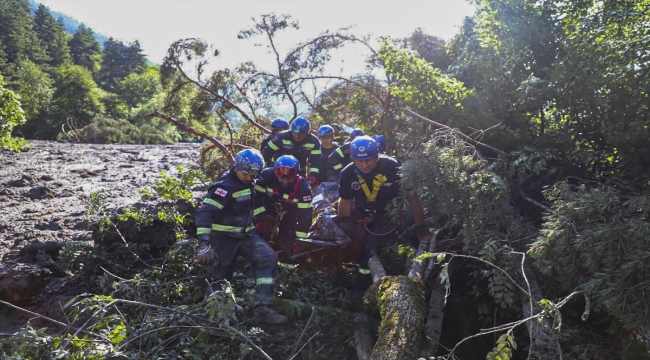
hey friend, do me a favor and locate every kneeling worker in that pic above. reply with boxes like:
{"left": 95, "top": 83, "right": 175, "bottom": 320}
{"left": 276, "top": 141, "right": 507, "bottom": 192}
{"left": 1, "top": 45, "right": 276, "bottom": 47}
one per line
{"left": 254, "top": 155, "right": 313, "bottom": 268}
{"left": 337, "top": 136, "right": 432, "bottom": 295}
{"left": 195, "top": 149, "right": 288, "bottom": 324}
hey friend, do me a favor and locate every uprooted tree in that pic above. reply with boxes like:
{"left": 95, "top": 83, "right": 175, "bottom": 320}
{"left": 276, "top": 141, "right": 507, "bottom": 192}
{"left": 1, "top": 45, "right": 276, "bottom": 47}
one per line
{"left": 4, "top": 1, "right": 650, "bottom": 359}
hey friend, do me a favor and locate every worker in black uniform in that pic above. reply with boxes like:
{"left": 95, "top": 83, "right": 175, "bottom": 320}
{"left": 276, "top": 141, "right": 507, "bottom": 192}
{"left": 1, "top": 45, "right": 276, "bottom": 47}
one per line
{"left": 326, "top": 128, "right": 364, "bottom": 181}
{"left": 331, "top": 123, "right": 348, "bottom": 144}
{"left": 195, "top": 148, "right": 288, "bottom": 324}
{"left": 337, "top": 136, "right": 432, "bottom": 295}
{"left": 317, "top": 125, "right": 340, "bottom": 182}
{"left": 259, "top": 118, "right": 290, "bottom": 152}
{"left": 261, "top": 117, "right": 322, "bottom": 187}
{"left": 254, "top": 155, "right": 313, "bottom": 268}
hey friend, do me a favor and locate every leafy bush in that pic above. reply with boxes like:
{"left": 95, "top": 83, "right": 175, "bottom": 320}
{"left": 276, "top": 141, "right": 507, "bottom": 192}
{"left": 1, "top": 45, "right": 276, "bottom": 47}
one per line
{"left": 78, "top": 117, "right": 174, "bottom": 144}
{"left": 0, "top": 75, "right": 28, "bottom": 151}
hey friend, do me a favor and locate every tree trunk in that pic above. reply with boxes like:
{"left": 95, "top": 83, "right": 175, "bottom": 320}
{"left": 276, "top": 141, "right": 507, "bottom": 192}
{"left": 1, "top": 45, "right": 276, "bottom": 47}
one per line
{"left": 371, "top": 276, "right": 425, "bottom": 360}
{"left": 519, "top": 263, "right": 561, "bottom": 358}
{"left": 419, "top": 264, "right": 454, "bottom": 358}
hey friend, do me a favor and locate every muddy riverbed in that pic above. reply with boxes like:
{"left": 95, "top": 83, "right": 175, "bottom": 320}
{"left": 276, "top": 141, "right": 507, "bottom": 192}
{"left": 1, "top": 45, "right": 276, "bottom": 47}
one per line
{"left": 0, "top": 140, "right": 202, "bottom": 334}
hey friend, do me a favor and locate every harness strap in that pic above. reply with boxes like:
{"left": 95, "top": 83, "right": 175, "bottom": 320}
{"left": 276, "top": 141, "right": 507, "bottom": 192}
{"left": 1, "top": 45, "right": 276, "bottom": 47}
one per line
{"left": 356, "top": 173, "right": 388, "bottom": 204}
{"left": 272, "top": 176, "right": 303, "bottom": 205}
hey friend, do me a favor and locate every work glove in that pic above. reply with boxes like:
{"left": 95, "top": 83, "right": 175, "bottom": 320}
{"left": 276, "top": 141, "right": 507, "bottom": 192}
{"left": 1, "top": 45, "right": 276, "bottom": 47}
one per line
{"left": 307, "top": 175, "right": 319, "bottom": 186}
{"left": 197, "top": 240, "right": 217, "bottom": 265}
{"left": 255, "top": 217, "right": 276, "bottom": 239}
{"left": 415, "top": 224, "right": 432, "bottom": 242}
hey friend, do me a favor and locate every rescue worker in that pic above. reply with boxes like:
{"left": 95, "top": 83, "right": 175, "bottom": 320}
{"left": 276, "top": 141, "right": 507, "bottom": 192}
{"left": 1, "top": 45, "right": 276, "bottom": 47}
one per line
{"left": 254, "top": 155, "right": 313, "bottom": 268}
{"left": 337, "top": 136, "right": 432, "bottom": 295}
{"left": 261, "top": 117, "right": 322, "bottom": 187}
{"left": 373, "top": 135, "right": 387, "bottom": 153}
{"left": 260, "top": 118, "right": 290, "bottom": 152}
{"left": 317, "top": 125, "right": 340, "bottom": 182}
{"left": 195, "top": 149, "right": 289, "bottom": 324}
{"left": 331, "top": 123, "right": 348, "bottom": 144}
{"left": 326, "top": 128, "right": 364, "bottom": 181}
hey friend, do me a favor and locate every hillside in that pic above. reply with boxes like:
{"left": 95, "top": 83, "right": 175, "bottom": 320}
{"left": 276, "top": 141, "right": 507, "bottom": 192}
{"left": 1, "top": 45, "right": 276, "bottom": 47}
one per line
{"left": 28, "top": 0, "right": 109, "bottom": 46}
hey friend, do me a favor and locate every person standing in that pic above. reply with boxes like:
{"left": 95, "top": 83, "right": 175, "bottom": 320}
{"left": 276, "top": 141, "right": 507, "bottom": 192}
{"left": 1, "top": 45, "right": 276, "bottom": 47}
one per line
{"left": 336, "top": 136, "right": 432, "bottom": 295}
{"left": 261, "top": 117, "right": 322, "bottom": 187}
{"left": 195, "top": 149, "right": 289, "bottom": 324}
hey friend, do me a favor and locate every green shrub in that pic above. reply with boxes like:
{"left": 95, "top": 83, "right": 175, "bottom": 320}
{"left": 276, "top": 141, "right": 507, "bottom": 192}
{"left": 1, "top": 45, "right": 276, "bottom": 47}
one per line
{"left": 78, "top": 117, "right": 174, "bottom": 144}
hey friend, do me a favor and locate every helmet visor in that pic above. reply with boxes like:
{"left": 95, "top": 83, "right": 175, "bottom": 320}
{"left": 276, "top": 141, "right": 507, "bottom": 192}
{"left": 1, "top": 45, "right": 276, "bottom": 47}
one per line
{"left": 274, "top": 166, "right": 298, "bottom": 178}
{"left": 239, "top": 165, "right": 261, "bottom": 176}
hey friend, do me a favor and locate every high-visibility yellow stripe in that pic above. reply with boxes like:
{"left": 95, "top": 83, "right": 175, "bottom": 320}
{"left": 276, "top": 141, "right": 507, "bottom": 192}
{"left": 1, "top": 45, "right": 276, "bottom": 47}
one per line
{"left": 310, "top": 168, "right": 319, "bottom": 173}
{"left": 295, "top": 231, "right": 308, "bottom": 238}
{"left": 203, "top": 198, "right": 224, "bottom": 209}
{"left": 268, "top": 142, "right": 279, "bottom": 150}
{"left": 254, "top": 184, "right": 266, "bottom": 193}
{"left": 333, "top": 164, "right": 342, "bottom": 170}
{"left": 232, "top": 189, "right": 251, "bottom": 198}
{"left": 256, "top": 277, "right": 275, "bottom": 285}
{"left": 279, "top": 263, "right": 298, "bottom": 269}
{"left": 311, "top": 150, "right": 321, "bottom": 155}
{"left": 212, "top": 224, "right": 255, "bottom": 232}
{"left": 254, "top": 206, "right": 265, "bottom": 216}
{"left": 303, "top": 143, "right": 315, "bottom": 149}
{"left": 197, "top": 227, "right": 212, "bottom": 235}
{"left": 282, "top": 140, "right": 292, "bottom": 145}
{"left": 297, "top": 202, "right": 312, "bottom": 209}
{"left": 358, "top": 268, "right": 371, "bottom": 275}
{"left": 335, "top": 148, "right": 344, "bottom": 157}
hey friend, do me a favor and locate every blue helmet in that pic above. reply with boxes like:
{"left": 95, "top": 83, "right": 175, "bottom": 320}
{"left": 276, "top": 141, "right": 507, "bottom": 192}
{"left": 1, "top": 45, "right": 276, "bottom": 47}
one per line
{"left": 234, "top": 149, "right": 264, "bottom": 175}
{"left": 373, "top": 135, "right": 387, "bottom": 152}
{"left": 274, "top": 155, "right": 300, "bottom": 178}
{"left": 350, "top": 128, "right": 364, "bottom": 139}
{"left": 350, "top": 136, "right": 379, "bottom": 161}
{"left": 271, "top": 118, "right": 289, "bottom": 130}
{"left": 290, "top": 117, "right": 311, "bottom": 134}
{"left": 317, "top": 125, "right": 335, "bottom": 138}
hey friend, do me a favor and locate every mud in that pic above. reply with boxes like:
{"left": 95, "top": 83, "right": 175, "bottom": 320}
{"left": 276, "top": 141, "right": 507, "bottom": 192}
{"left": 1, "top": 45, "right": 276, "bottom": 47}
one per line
{"left": 0, "top": 140, "right": 201, "bottom": 334}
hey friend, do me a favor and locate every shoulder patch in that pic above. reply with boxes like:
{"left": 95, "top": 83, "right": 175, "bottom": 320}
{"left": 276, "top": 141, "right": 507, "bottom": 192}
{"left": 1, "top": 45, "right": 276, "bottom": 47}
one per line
{"left": 215, "top": 188, "right": 228, "bottom": 197}
{"left": 351, "top": 182, "right": 360, "bottom": 190}
{"left": 302, "top": 195, "right": 312, "bottom": 201}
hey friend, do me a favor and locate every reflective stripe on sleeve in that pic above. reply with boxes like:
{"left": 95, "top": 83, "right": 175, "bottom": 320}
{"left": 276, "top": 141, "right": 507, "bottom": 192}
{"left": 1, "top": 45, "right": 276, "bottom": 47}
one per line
{"left": 256, "top": 277, "right": 275, "bottom": 285}
{"left": 254, "top": 184, "right": 266, "bottom": 193}
{"left": 197, "top": 227, "right": 212, "bottom": 235}
{"left": 311, "top": 149, "right": 321, "bottom": 155}
{"left": 232, "top": 189, "right": 251, "bottom": 198}
{"left": 203, "top": 198, "right": 224, "bottom": 209}
{"left": 297, "top": 202, "right": 312, "bottom": 209}
{"left": 254, "top": 206, "right": 265, "bottom": 216}
{"left": 333, "top": 164, "right": 343, "bottom": 170}
{"left": 295, "top": 231, "right": 308, "bottom": 238}
{"left": 268, "top": 142, "right": 279, "bottom": 150}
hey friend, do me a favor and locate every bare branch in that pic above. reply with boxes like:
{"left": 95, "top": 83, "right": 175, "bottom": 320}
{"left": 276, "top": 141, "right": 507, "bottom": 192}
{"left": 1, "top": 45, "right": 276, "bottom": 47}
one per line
{"left": 146, "top": 110, "right": 235, "bottom": 164}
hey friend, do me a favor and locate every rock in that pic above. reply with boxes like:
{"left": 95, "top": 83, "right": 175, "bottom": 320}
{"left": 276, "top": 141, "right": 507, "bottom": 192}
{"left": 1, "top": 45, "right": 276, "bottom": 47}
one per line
{"left": 0, "top": 263, "right": 51, "bottom": 305}
{"left": 40, "top": 174, "right": 54, "bottom": 181}
{"left": 8, "top": 174, "right": 37, "bottom": 188}
{"left": 26, "top": 186, "right": 54, "bottom": 200}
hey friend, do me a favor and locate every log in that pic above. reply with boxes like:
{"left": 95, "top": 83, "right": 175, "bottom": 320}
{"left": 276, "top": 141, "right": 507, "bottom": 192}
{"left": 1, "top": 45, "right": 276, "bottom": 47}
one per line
{"left": 371, "top": 276, "right": 425, "bottom": 360}
{"left": 354, "top": 314, "right": 374, "bottom": 360}
{"left": 420, "top": 263, "right": 455, "bottom": 358}
{"left": 519, "top": 263, "right": 561, "bottom": 358}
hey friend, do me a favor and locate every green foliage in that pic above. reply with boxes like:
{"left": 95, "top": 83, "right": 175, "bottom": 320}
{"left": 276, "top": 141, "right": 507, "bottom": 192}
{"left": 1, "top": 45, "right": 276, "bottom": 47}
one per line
{"left": 119, "top": 65, "right": 162, "bottom": 108}
{"left": 50, "top": 63, "right": 104, "bottom": 136}
{"left": 487, "top": 333, "right": 516, "bottom": 360}
{"left": 0, "top": 74, "right": 28, "bottom": 151}
{"left": 33, "top": 4, "right": 71, "bottom": 70}
{"left": 15, "top": 60, "right": 53, "bottom": 135}
{"left": 96, "top": 38, "right": 146, "bottom": 92}
{"left": 78, "top": 117, "right": 174, "bottom": 144}
{"left": 141, "top": 165, "right": 207, "bottom": 202}
{"left": 530, "top": 182, "right": 650, "bottom": 331}
{"left": 58, "top": 241, "right": 94, "bottom": 272}
{"left": 68, "top": 24, "right": 101, "bottom": 73}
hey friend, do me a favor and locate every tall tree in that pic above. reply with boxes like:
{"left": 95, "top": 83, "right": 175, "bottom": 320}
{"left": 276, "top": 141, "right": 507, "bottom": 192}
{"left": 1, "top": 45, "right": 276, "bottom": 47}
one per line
{"left": 14, "top": 60, "right": 54, "bottom": 138}
{"left": 49, "top": 63, "right": 104, "bottom": 138}
{"left": 0, "top": 0, "right": 48, "bottom": 83}
{"left": 96, "top": 38, "right": 146, "bottom": 92}
{"left": 33, "top": 4, "right": 72, "bottom": 70}
{"left": 119, "top": 65, "right": 162, "bottom": 108}
{"left": 68, "top": 24, "right": 101, "bottom": 74}
{"left": 406, "top": 28, "right": 451, "bottom": 70}
{"left": 0, "top": 75, "right": 27, "bottom": 150}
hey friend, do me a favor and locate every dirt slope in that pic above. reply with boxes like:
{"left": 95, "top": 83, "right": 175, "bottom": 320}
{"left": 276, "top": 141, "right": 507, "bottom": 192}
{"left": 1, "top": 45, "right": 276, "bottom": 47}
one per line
{"left": 0, "top": 140, "right": 201, "bottom": 334}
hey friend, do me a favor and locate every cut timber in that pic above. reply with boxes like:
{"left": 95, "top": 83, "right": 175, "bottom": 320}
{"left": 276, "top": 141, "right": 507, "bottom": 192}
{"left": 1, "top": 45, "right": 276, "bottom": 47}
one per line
{"left": 420, "top": 263, "right": 454, "bottom": 358}
{"left": 371, "top": 276, "right": 425, "bottom": 360}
